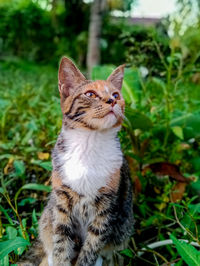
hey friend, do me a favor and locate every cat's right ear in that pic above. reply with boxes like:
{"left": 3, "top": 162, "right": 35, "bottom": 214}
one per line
{"left": 58, "top": 57, "right": 87, "bottom": 98}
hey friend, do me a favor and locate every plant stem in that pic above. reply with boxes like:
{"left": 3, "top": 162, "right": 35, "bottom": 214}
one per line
{"left": 3, "top": 193, "right": 27, "bottom": 240}
{"left": 172, "top": 201, "right": 200, "bottom": 245}
{"left": 138, "top": 248, "right": 169, "bottom": 264}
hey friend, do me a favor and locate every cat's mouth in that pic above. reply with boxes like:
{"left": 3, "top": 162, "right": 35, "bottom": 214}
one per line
{"left": 108, "top": 110, "right": 115, "bottom": 115}
{"left": 104, "top": 110, "right": 116, "bottom": 118}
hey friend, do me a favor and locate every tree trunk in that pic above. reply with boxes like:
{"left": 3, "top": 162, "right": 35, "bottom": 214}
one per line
{"left": 86, "top": 0, "right": 105, "bottom": 78}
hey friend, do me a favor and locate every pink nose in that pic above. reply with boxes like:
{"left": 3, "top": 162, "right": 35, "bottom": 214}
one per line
{"left": 106, "top": 98, "right": 116, "bottom": 107}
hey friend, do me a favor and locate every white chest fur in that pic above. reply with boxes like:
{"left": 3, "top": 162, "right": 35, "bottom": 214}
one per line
{"left": 57, "top": 128, "right": 123, "bottom": 197}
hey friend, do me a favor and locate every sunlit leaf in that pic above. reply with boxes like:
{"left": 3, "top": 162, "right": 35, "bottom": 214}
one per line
{"left": 21, "top": 183, "right": 51, "bottom": 193}
{"left": 37, "top": 152, "right": 50, "bottom": 160}
{"left": 6, "top": 226, "right": 17, "bottom": 240}
{"left": 171, "top": 126, "right": 184, "bottom": 140}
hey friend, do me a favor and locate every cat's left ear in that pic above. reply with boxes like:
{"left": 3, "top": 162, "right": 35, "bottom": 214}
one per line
{"left": 58, "top": 57, "right": 87, "bottom": 98}
{"left": 107, "top": 64, "right": 125, "bottom": 90}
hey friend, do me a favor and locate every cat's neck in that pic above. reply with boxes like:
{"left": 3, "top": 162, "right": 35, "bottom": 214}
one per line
{"left": 52, "top": 127, "right": 123, "bottom": 197}
{"left": 62, "top": 126, "right": 120, "bottom": 145}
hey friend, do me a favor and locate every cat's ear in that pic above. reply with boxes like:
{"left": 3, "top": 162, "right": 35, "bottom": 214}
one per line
{"left": 58, "top": 57, "right": 87, "bottom": 98}
{"left": 107, "top": 64, "right": 125, "bottom": 91}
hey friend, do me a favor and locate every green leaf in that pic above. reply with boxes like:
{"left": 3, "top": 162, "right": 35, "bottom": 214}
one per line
{"left": 146, "top": 77, "right": 166, "bottom": 97}
{"left": 171, "top": 126, "right": 184, "bottom": 140}
{"left": 91, "top": 65, "right": 114, "bottom": 80}
{"left": 39, "top": 161, "right": 52, "bottom": 171}
{"left": 15, "top": 245, "right": 26, "bottom": 256}
{"left": 13, "top": 160, "right": 25, "bottom": 177}
{"left": 32, "top": 209, "right": 38, "bottom": 227}
{"left": 171, "top": 113, "right": 200, "bottom": 139}
{"left": 190, "top": 158, "right": 200, "bottom": 172}
{"left": 0, "top": 99, "right": 10, "bottom": 109}
{"left": 120, "top": 248, "right": 134, "bottom": 258}
{"left": 170, "top": 235, "right": 200, "bottom": 266}
{"left": 21, "top": 129, "right": 33, "bottom": 145}
{"left": 0, "top": 254, "right": 9, "bottom": 266}
{"left": 32, "top": 160, "right": 52, "bottom": 171}
{"left": 21, "top": 183, "right": 51, "bottom": 193}
{"left": 18, "top": 197, "right": 36, "bottom": 206}
{"left": 0, "top": 237, "right": 30, "bottom": 259}
{"left": 0, "top": 205, "right": 14, "bottom": 225}
{"left": 122, "top": 68, "right": 140, "bottom": 104}
{"left": 6, "top": 227, "right": 17, "bottom": 240}
{"left": 191, "top": 179, "right": 200, "bottom": 192}
{"left": 0, "top": 154, "right": 13, "bottom": 160}
{"left": 124, "top": 106, "right": 153, "bottom": 131}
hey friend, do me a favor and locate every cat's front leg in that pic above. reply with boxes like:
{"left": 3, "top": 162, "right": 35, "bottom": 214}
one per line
{"left": 52, "top": 222, "right": 75, "bottom": 266}
{"left": 75, "top": 218, "right": 110, "bottom": 266}
{"left": 51, "top": 188, "right": 77, "bottom": 266}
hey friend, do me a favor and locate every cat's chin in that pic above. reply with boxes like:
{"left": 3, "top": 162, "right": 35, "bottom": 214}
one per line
{"left": 89, "top": 114, "right": 120, "bottom": 130}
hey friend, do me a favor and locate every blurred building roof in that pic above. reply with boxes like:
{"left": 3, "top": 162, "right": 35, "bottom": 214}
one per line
{"left": 111, "top": 16, "right": 162, "bottom": 27}
{"left": 128, "top": 17, "right": 161, "bottom": 26}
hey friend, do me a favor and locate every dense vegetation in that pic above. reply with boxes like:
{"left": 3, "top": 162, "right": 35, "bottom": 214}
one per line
{"left": 0, "top": 0, "right": 200, "bottom": 265}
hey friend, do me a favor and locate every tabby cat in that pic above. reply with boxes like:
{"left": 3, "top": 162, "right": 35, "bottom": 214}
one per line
{"left": 19, "top": 57, "right": 134, "bottom": 266}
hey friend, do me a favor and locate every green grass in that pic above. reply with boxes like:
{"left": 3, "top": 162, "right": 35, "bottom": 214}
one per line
{"left": 0, "top": 58, "right": 200, "bottom": 265}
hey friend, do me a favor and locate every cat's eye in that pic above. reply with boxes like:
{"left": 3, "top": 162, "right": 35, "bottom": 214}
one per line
{"left": 112, "top": 92, "right": 120, "bottom": 100}
{"left": 85, "top": 91, "right": 97, "bottom": 98}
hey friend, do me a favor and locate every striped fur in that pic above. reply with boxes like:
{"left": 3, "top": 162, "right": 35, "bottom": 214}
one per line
{"left": 18, "top": 57, "right": 134, "bottom": 266}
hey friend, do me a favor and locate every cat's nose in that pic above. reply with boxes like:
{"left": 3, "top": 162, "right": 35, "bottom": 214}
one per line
{"left": 106, "top": 98, "right": 116, "bottom": 107}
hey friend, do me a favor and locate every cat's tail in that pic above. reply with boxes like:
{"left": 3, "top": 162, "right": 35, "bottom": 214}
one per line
{"left": 17, "top": 239, "right": 46, "bottom": 266}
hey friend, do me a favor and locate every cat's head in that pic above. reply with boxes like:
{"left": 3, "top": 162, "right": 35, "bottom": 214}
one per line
{"left": 58, "top": 57, "right": 125, "bottom": 131}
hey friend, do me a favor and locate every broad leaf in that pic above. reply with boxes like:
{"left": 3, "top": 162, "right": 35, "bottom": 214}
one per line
{"left": 171, "top": 113, "right": 200, "bottom": 139}
{"left": 92, "top": 65, "right": 114, "bottom": 80}
{"left": 170, "top": 235, "right": 200, "bottom": 266}
{"left": 122, "top": 68, "right": 140, "bottom": 104}
{"left": 0, "top": 254, "right": 9, "bottom": 266}
{"left": 0, "top": 237, "right": 30, "bottom": 259}
{"left": 125, "top": 106, "right": 153, "bottom": 131}
{"left": 6, "top": 227, "right": 17, "bottom": 240}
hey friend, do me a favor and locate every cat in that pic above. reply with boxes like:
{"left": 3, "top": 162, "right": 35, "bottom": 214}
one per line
{"left": 19, "top": 57, "right": 134, "bottom": 266}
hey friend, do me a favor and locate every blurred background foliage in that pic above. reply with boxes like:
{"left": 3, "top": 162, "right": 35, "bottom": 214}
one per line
{"left": 0, "top": 0, "right": 200, "bottom": 265}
